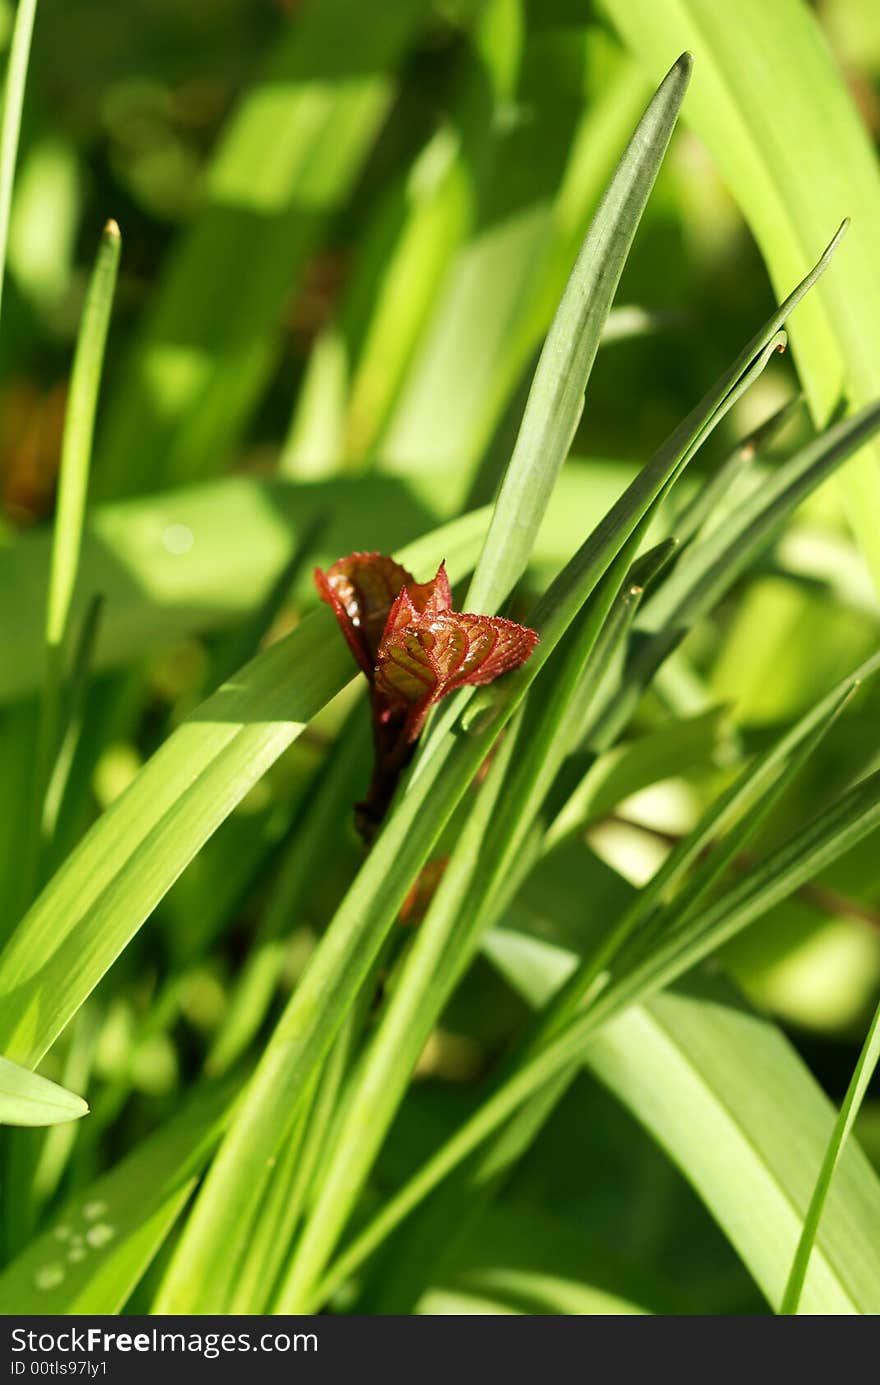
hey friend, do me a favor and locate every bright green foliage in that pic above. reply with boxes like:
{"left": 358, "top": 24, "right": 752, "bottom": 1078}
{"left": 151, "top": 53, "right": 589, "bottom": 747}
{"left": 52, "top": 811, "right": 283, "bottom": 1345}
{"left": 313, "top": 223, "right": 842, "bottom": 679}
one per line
{"left": 1, "top": 0, "right": 880, "bottom": 1321}
{"left": 0, "top": 1057, "right": 88, "bottom": 1129}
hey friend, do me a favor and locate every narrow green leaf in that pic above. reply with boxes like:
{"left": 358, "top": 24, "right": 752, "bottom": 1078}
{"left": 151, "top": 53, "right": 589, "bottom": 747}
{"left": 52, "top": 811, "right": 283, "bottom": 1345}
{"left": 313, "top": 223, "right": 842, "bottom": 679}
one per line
{"left": 550, "top": 676, "right": 860, "bottom": 1027}
{"left": 273, "top": 715, "right": 523, "bottom": 1310}
{"left": 780, "top": 991, "right": 880, "bottom": 1313}
{"left": 649, "top": 400, "right": 880, "bottom": 636}
{"left": 466, "top": 51, "right": 692, "bottom": 614}
{"left": 0, "top": 1081, "right": 235, "bottom": 1312}
{"left": 491, "top": 932, "right": 880, "bottom": 1316}
{"left": 27, "top": 222, "right": 121, "bottom": 895}
{"left": 0, "top": 0, "right": 38, "bottom": 324}
{"left": 591, "top": 398, "right": 880, "bottom": 749}
{"left": 671, "top": 394, "right": 803, "bottom": 548}
{"left": 546, "top": 704, "right": 733, "bottom": 848}
{"left": 314, "top": 760, "right": 880, "bottom": 1304}
{"left": 41, "top": 594, "right": 104, "bottom": 849}
{"left": 601, "top": 0, "right": 880, "bottom": 591}
{"left": 319, "top": 671, "right": 862, "bottom": 1303}
{"left": 45, "top": 221, "right": 120, "bottom": 655}
{"left": 0, "top": 1055, "right": 88, "bottom": 1128}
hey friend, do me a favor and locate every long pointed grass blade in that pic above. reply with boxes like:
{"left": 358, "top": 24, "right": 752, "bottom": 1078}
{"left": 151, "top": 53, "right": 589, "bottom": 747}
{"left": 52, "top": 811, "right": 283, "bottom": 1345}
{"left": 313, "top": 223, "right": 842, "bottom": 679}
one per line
{"left": 313, "top": 760, "right": 880, "bottom": 1305}
{"left": 601, "top": 0, "right": 880, "bottom": 592}
{"left": 0, "top": 0, "right": 38, "bottom": 323}
{"left": 0, "top": 1056, "right": 88, "bottom": 1128}
{"left": 780, "top": 992, "right": 880, "bottom": 1313}
{"left": 27, "top": 221, "right": 120, "bottom": 896}
{"left": 591, "top": 397, "right": 880, "bottom": 748}
{"left": 466, "top": 52, "right": 692, "bottom": 615}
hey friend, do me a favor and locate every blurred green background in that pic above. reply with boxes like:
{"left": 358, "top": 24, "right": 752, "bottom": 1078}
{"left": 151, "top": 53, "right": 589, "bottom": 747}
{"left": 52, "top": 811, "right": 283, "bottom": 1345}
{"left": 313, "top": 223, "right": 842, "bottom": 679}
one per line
{"left": 1, "top": 0, "right": 880, "bottom": 1315}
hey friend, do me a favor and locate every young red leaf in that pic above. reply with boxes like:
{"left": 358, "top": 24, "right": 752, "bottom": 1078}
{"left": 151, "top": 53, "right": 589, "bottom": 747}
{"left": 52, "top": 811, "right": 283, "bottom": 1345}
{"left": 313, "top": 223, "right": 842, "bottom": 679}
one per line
{"left": 316, "top": 550, "right": 536, "bottom": 841}
{"left": 382, "top": 561, "right": 452, "bottom": 640}
{"left": 314, "top": 555, "right": 452, "bottom": 677}
{"left": 375, "top": 611, "right": 538, "bottom": 742}
{"left": 314, "top": 552, "right": 415, "bottom": 675}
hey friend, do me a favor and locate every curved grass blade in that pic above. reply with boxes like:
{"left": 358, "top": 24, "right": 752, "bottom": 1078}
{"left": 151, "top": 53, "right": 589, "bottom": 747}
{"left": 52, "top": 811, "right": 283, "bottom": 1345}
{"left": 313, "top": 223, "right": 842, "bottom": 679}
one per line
{"left": 312, "top": 761, "right": 880, "bottom": 1306}
{"left": 488, "top": 936, "right": 880, "bottom": 1315}
{"left": 543, "top": 674, "right": 862, "bottom": 1034}
{"left": 0, "top": 1081, "right": 235, "bottom": 1312}
{"left": 0, "top": 1056, "right": 88, "bottom": 1128}
{"left": 41, "top": 594, "right": 104, "bottom": 852}
{"left": 466, "top": 51, "right": 692, "bottom": 615}
{"left": 591, "top": 397, "right": 880, "bottom": 749}
{"left": 601, "top": 0, "right": 880, "bottom": 592}
{"left": 0, "top": 0, "right": 38, "bottom": 323}
{"left": 44, "top": 221, "right": 121, "bottom": 658}
{"left": 671, "top": 393, "right": 803, "bottom": 547}
{"left": 28, "top": 222, "right": 121, "bottom": 894}
{"left": 366, "top": 669, "right": 868, "bottom": 1310}
{"left": 273, "top": 708, "right": 523, "bottom": 1310}
{"left": 780, "top": 992, "right": 880, "bottom": 1314}
{"left": 650, "top": 399, "right": 880, "bottom": 634}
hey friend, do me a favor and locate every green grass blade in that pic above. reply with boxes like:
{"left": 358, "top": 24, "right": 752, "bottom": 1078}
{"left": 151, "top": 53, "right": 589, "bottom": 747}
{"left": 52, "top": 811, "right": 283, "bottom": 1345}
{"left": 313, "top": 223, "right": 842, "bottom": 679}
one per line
{"left": 0, "top": 0, "right": 38, "bottom": 324}
{"left": 555, "top": 678, "right": 859, "bottom": 1020}
{"left": 780, "top": 991, "right": 880, "bottom": 1313}
{"left": 465, "top": 51, "right": 691, "bottom": 615}
{"left": 545, "top": 704, "right": 732, "bottom": 849}
{"left": 601, "top": 0, "right": 880, "bottom": 592}
{"left": 591, "top": 398, "right": 880, "bottom": 749}
{"left": 0, "top": 1056, "right": 88, "bottom": 1128}
{"left": 44, "top": 221, "right": 120, "bottom": 655}
{"left": 649, "top": 400, "right": 880, "bottom": 634}
{"left": 274, "top": 713, "right": 523, "bottom": 1310}
{"left": 313, "top": 761, "right": 880, "bottom": 1303}
{"left": 41, "top": 594, "right": 104, "bottom": 851}
{"left": 464, "top": 217, "right": 852, "bottom": 736}
{"left": 367, "top": 673, "right": 850, "bottom": 1310}
{"left": 205, "top": 712, "right": 371, "bottom": 1078}
{"left": 495, "top": 934, "right": 880, "bottom": 1315}
{"left": 671, "top": 394, "right": 803, "bottom": 548}
{"left": 596, "top": 769, "right": 880, "bottom": 1024}
{"left": 26, "top": 220, "right": 121, "bottom": 897}
{"left": 0, "top": 1081, "right": 235, "bottom": 1311}
{"left": 492, "top": 938, "right": 880, "bottom": 1314}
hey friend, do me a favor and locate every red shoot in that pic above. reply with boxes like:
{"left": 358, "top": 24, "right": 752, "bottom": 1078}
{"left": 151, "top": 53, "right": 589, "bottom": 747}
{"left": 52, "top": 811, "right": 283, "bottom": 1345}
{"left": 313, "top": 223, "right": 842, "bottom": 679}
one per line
{"left": 315, "top": 551, "right": 538, "bottom": 839}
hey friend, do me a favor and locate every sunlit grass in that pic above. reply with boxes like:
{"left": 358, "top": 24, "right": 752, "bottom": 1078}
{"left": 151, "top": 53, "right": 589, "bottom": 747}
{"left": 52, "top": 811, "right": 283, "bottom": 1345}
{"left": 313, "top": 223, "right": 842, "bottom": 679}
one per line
{"left": 0, "top": 0, "right": 879, "bottom": 1319}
